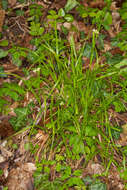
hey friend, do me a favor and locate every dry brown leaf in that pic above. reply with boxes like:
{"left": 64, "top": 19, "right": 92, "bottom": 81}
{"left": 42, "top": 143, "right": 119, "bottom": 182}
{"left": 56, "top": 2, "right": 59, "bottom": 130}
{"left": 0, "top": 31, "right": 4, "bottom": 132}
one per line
{"left": 0, "top": 9, "right": 5, "bottom": 32}
{"left": 89, "top": 0, "right": 106, "bottom": 9}
{"left": 23, "top": 163, "right": 36, "bottom": 173}
{"left": 103, "top": 41, "right": 112, "bottom": 52}
{"left": 90, "top": 163, "right": 104, "bottom": 175}
{"left": 86, "top": 161, "right": 104, "bottom": 175}
{"left": 8, "top": 0, "right": 17, "bottom": 7}
{"left": 6, "top": 164, "right": 35, "bottom": 190}
{"left": 110, "top": 2, "right": 119, "bottom": 11}
{"left": 0, "top": 119, "right": 14, "bottom": 138}
{"left": 122, "top": 123, "right": 127, "bottom": 135}
{"left": 112, "top": 11, "right": 121, "bottom": 33}
{"left": 108, "top": 167, "right": 124, "bottom": 190}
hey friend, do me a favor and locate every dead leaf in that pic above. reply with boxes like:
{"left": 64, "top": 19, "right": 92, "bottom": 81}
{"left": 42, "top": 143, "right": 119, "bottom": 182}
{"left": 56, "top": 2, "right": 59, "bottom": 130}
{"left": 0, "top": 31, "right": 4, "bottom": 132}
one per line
{"left": 0, "top": 119, "right": 14, "bottom": 138}
{"left": 86, "top": 161, "right": 104, "bottom": 175}
{"left": 0, "top": 145, "right": 13, "bottom": 158}
{"left": 8, "top": 0, "right": 17, "bottom": 7}
{"left": 122, "top": 124, "right": 127, "bottom": 135}
{"left": 110, "top": 2, "right": 119, "bottom": 11}
{"left": 89, "top": 0, "right": 106, "bottom": 9}
{"left": 6, "top": 164, "right": 35, "bottom": 190}
{"left": 0, "top": 9, "right": 5, "bottom": 32}
{"left": 90, "top": 163, "right": 104, "bottom": 175}
{"left": 103, "top": 41, "right": 112, "bottom": 52}
{"left": 23, "top": 163, "right": 36, "bottom": 173}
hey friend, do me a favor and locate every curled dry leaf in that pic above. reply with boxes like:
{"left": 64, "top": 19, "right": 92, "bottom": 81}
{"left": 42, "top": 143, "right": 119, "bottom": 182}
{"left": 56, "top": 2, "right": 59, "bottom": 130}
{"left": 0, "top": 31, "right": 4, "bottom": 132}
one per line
{"left": 110, "top": 2, "right": 119, "bottom": 11}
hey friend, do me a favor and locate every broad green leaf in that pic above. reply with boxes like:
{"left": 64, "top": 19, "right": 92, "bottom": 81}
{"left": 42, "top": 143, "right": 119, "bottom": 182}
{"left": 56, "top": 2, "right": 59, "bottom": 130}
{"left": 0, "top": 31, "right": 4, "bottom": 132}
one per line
{"left": 89, "top": 12, "right": 96, "bottom": 17}
{"left": 67, "top": 177, "right": 84, "bottom": 187}
{"left": 90, "top": 182, "right": 107, "bottom": 190}
{"left": 82, "top": 12, "right": 88, "bottom": 18}
{"left": 0, "top": 98, "right": 8, "bottom": 110}
{"left": 64, "top": 14, "right": 74, "bottom": 22}
{"left": 120, "top": 169, "right": 127, "bottom": 180}
{"left": 0, "top": 40, "right": 8, "bottom": 47}
{"left": 85, "top": 126, "right": 97, "bottom": 136}
{"left": 58, "top": 8, "right": 65, "bottom": 17}
{"left": 103, "top": 12, "right": 112, "bottom": 25}
{"left": 0, "top": 49, "right": 8, "bottom": 58}
{"left": 29, "top": 22, "right": 44, "bottom": 36}
{"left": 70, "top": 135, "right": 85, "bottom": 154}
{"left": 48, "top": 10, "right": 57, "bottom": 15}
{"left": 121, "top": 12, "right": 127, "bottom": 20}
{"left": 84, "top": 146, "right": 90, "bottom": 154}
{"left": 73, "top": 170, "right": 82, "bottom": 177}
{"left": 64, "top": 0, "right": 78, "bottom": 13}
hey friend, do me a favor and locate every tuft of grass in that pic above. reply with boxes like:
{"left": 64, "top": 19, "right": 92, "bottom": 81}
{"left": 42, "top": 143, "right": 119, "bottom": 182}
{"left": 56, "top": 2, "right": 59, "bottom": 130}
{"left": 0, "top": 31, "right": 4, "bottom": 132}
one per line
{"left": 1, "top": 1, "right": 127, "bottom": 189}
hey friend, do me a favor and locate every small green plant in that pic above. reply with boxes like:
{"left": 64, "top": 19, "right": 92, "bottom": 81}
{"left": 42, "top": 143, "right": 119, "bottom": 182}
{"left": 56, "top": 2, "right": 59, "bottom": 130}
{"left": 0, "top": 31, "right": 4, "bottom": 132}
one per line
{"left": 0, "top": 49, "right": 8, "bottom": 58}
{"left": 0, "top": 1, "right": 127, "bottom": 188}
{"left": 29, "top": 22, "right": 44, "bottom": 36}
{"left": 76, "top": 1, "right": 112, "bottom": 31}
{"left": 28, "top": 3, "right": 43, "bottom": 23}
{"left": 9, "top": 46, "right": 28, "bottom": 66}
{"left": 9, "top": 102, "right": 34, "bottom": 131}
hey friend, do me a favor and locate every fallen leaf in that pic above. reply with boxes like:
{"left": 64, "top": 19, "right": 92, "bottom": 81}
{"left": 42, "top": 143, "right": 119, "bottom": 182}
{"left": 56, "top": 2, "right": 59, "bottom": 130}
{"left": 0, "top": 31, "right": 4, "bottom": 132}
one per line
{"left": 23, "top": 163, "right": 36, "bottom": 173}
{"left": 6, "top": 164, "right": 35, "bottom": 190}
{"left": 0, "top": 9, "right": 5, "bottom": 32}
{"left": 122, "top": 124, "right": 127, "bottom": 135}
{"left": 89, "top": 0, "right": 106, "bottom": 9}
{"left": 8, "top": 0, "right": 17, "bottom": 7}
{"left": 86, "top": 161, "right": 104, "bottom": 175}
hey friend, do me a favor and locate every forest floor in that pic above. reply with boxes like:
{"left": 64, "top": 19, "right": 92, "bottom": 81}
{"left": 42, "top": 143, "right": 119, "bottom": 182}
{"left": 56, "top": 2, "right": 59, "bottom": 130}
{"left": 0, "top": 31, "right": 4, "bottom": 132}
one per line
{"left": 0, "top": 0, "right": 127, "bottom": 189}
